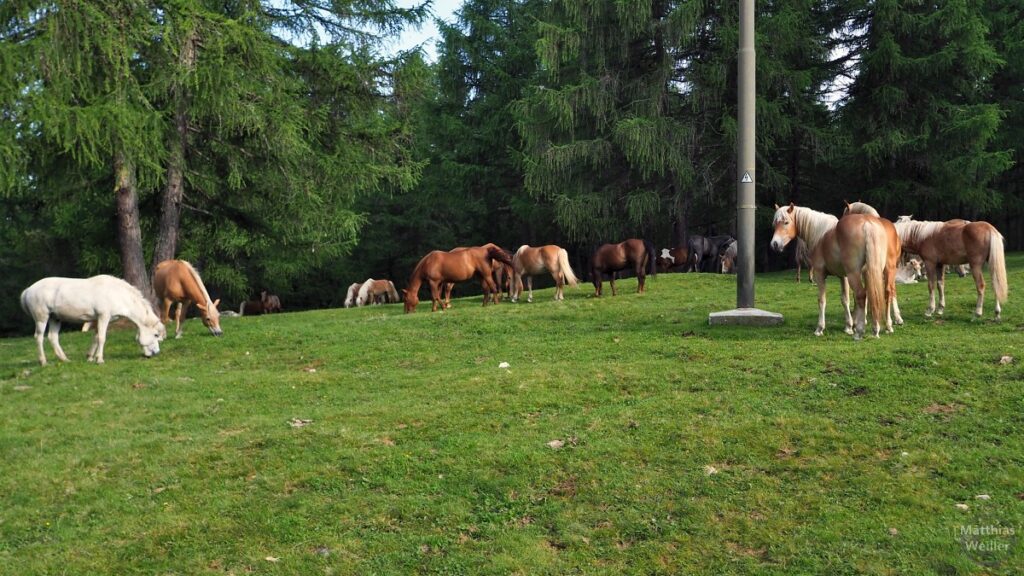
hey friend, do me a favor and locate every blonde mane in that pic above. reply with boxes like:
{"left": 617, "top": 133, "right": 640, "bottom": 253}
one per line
{"left": 180, "top": 261, "right": 214, "bottom": 308}
{"left": 356, "top": 278, "right": 376, "bottom": 305}
{"left": 894, "top": 217, "right": 946, "bottom": 249}
{"left": 775, "top": 206, "right": 838, "bottom": 250}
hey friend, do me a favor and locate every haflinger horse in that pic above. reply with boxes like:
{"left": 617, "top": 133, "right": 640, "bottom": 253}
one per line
{"left": 894, "top": 215, "right": 1007, "bottom": 319}
{"left": 344, "top": 282, "right": 363, "bottom": 308}
{"left": 154, "top": 261, "right": 223, "bottom": 336}
{"left": 21, "top": 275, "right": 166, "bottom": 365}
{"left": 154, "top": 260, "right": 223, "bottom": 338}
{"left": 656, "top": 247, "right": 689, "bottom": 273}
{"left": 590, "top": 239, "right": 656, "bottom": 296}
{"left": 895, "top": 258, "right": 924, "bottom": 284}
{"left": 404, "top": 243, "right": 513, "bottom": 313}
{"left": 356, "top": 278, "right": 400, "bottom": 306}
{"left": 510, "top": 244, "right": 579, "bottom": 303}
{"left": 687, "top": 235, "right": 735, "bottom": 272}
{"left": 842, "top": 202, "right": 905, "bottom": 331}
{"left": 771, "top": 203, "right": 889, "bottom": 339}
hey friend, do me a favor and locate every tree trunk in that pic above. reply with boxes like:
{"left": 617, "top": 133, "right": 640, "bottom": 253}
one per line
{"left": 153, "top": 27, "right": 198, "bottom": 269}
{"left": 114, "top": 149, "right": 156, "bottom": 305}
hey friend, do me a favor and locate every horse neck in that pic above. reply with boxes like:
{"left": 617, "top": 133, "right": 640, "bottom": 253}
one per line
{"left": 793, "top": 207, "right": 837, "bottom": 250}
{"left": 896, "top": 219, "right": 942, "bottom": 252}
{"left": 182, "top": 263, "right": 213, "bottom": 307}
{"left": 124, "top": 294, "right": 158, "bottom": 328}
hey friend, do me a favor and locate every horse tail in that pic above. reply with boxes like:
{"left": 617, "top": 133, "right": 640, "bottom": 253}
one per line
{"left": 989, "top": 230, "right": 1008, "bottom": 304}
{"left": 239, "top": 301, "right": 246, "bottom": 316}
{"left": 513, "top": 245, "right": 529, "bottom": 273}
{"left": 643, "top": 239, "right": 657, "bottom": 278}
{"left": 557, "top": 248, "right": 579, "bottom": 287}
{"left": 864, "top": 223, "right": 888, "bottom": 331}
{"left": 387, "top": 281, "right": 400, "bottom": 303}
{"left": 487, "top": 246, "right": 513, "bottom": 267}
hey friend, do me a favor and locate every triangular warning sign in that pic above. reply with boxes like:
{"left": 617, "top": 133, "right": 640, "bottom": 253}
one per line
{"left": 741, "top": 171, "right": 753, "bottom": 183}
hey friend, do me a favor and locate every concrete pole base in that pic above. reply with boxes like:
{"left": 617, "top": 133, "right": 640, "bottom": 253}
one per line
{"left": 708, "top": 308, "right": 784, "bottom": 326}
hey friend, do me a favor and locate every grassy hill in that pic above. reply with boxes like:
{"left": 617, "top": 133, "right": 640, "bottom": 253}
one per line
{"left": 1, "top": 257, "right": 1022, "bottom": 575}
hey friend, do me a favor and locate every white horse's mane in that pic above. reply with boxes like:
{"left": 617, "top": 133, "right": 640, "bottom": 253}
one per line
{"left": 775, "top": 206, "right": 837, "bottom": 250}
{"left": 894, "top": 217, "right": 946, "bottom": 247}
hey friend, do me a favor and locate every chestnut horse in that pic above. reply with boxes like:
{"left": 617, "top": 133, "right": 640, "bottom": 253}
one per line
{"left": 261, "top": 290, "right": 282, "bottom": 313}
{"left": 894, "top": 215, "right": 1007, "bottom": 319}
{"left": 771, "top": 204, "right": 889, "bottom": 339}
{"left": 590, "top": 239, "right": 656, "bottom": 296}
{"left": 510, "top": 244, "right": 579, "bottom": 303}
{"left": 404, "top": 244, "right": 513, "bottom": 312}
{"left": 442, "top": 247, "right": 514, "bottom": 308}
{"left": 842, "top": 202, "right": 905, "bottom": 331}
{"left": 154, "top": 260, "right": 223, "bottom": 338}
{"left": 656, "top": 247, "right": 689, "bottom": 273}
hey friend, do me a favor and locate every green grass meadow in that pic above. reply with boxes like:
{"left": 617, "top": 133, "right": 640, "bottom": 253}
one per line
{"left": 1, "top": 257, "right": 1022, "bottom": 575}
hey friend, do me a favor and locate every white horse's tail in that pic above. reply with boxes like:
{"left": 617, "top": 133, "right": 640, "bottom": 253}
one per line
{"left": 864, "top": 223, "right": 888, "bottom": 330}
{"left": 386, "top": 281, "right": 400, "bottom": 303}
{"left": 558, "top": 248, "right": 579, "bottom": 287}
{"left": 513, "top": 245, "right": 530, "bottom": 274}
{"left": 989, "top": 231, "right": 1008, "bottom": 304}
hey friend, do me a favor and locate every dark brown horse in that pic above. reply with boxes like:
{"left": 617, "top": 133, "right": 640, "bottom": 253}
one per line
{"left": 404, "top": 244, "right": 513, "bottom": 312}
{"left": 590, "top": 239, "right": 656, "bottom": 296}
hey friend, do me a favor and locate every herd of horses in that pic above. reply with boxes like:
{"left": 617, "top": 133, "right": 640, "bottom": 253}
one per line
{"left": 18, "top": 200, "right": 1010, "bottom": 363}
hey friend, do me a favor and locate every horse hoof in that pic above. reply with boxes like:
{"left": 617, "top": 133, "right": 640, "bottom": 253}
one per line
{"left": 814, "top": 330, "right": 824, "bottom": 337}
{"left": 844, "top": 328, "right": 854, "bottom": 335}
{"left": 175, "top": 333, "right": 183, "bottom": 340}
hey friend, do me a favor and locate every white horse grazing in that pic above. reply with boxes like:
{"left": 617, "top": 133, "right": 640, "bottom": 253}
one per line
{"left": 20, "top": 275, "right": 166, "bottom": 365}
{"left": 344, "top": 282, "right": 362, "bottom": 308}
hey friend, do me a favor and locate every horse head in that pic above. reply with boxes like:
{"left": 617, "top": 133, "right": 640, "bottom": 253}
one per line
{"left": 403, "top": 288, "right": 418, "bottom": 313}
{"left": 136, "top": 318, "right": 166, "bottom": 357}
{"left": 196, "top": 298, "right": 223, "bottom": 336}
{"left": 770, "top": 203, "right": 798, "bottom": 252}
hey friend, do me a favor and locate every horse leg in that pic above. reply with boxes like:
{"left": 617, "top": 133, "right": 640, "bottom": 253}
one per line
{"left": 510, "top": 272, "right": 520, "bottom": 303}
{"left": 528, "top": 276, "right": 535, "bottom": 303}
{"left": 637, "top": 270, "right": 645, "bottom": 294}
{"left": 936, "top": 264, "right": 947, "bottom": 316}
{"left": 846, "top": 272, "right": 867, "bottom": 340}
{"left": 970, "top": 260, "right": 986, "bottom": 318}
{"left": 552, "top": 271, "right": 562, "bottom": 301}
{"left": 610, "top": 272, "right": 617, "bottom": 296}
{"left": 89, "top": 316, "right": 111, "bottom": 364}
{"left": 840, "top": 276, "right": 854, "bottom": 335}
{"left": 47, "top": 319, "right": 69, "bottom": 362}
{"left": 33, "top": 319, "right": 49, "bottom": 366}
{"left": 592, "top": 269, "right": 602, "bottom": 297}
{"left": 161, "top": 298, "right": 173, "bottom": 324}
{"left": 175, "top": 301, "right": 190, "bottom": 339}
{"left": 815, "top": 273, "right": 828, "bottom": 336}
{"left": 429, "top": 280, "right": 442, "bottom": 312}
{"left": 924, "top": 261, "right": 939, "bottom": 317}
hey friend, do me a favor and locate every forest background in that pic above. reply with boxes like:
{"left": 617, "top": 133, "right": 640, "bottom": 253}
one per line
{"left": 1, "top": 0, "right": 1021, "bottom": 333}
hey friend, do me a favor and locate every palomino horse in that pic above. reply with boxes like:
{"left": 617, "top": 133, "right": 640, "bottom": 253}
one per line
{"left": 894, "top": 215, "right": 1007, "bottom": 319}
{"left": 719, "top": 239, "right": 737, "bottom": 274}
{"left": 590, "top": 239, "right": 656, "bottom": 296}
{"left": 356, "top": 278, "right": 400, "bottom": 306}
{"left": 687, "top": 235, "right": 735, "bottom": 272}
{"left": 510, "top": 244, "right": 579, "bottom": 303}
{"left": 656, "top": 247, "right": 689, "bottom": 273}
{"left": 21, "top": 275, "right": 166, "bottom": 365}
{"left": 344, "top": 282, "right": 363, "bottom": 308}
{"left": 404, "top": 244, "right": 513, "bottom": 312}
{"left": 771, "top": 204, "right": 889, "bottom": 339}
{"left": 154, "top": 260, "right": 223, "bottom": 338}
{"left": 842, "top": 202, "right": 905, "bottom": 331}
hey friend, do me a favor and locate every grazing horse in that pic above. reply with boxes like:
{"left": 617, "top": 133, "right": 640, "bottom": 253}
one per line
{"left": 261, "top": 290, "right": 282, "bottom": 313}
{"left": 357, "top": 278, "right": 401, "bottom": 306}
{"left": 894, "top": 215, "right": 1007, "bottom": 319}
{"left": 590, "top": 239, "right": 656, "bottom": 296}
{"left": 719, "top": 239, "right": 738, "bottom": 274}
{"left": 771, "top": 204, "right": 889, "bottom": 339}
{"left": 510, "top": 244, "right": 579, "bottom": 303}
{"left": 442, "top": 247, "right": 514, "bottom": 308}
{"left": 842, "top": 202, "right": 905, "bottom": 331}
{"left": 154, "top": 260, "right": 223, "bottom": 338}
{"left": 21, "top": 275, "right": 166, "bottom": 365}
{"left": 404, "top": 243, "right": 513, "bottom": 313}
{"left": 687, "top": 235, "right": 736, "bottom": 272}
{"left": 656, "top": 247, "right": 689, "bottom": 273}
{"left": 344, "top": 282, "right": 363, "bottom": 308}
{"left": 239, "top": 300, "right": 265, "bottom": 316}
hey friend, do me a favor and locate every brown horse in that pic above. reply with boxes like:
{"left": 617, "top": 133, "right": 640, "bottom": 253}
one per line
{"left": 842, "top": 202, "right": 904, "bottom": 331}
{"left": 590, "top": 239, "right": 656, "bottom": 296}
{"left": 442, "top": 247, "right": 514, "bottom": 308}
{"left": 261, "top": 290, "right": 282, "bottom": 313}
{"left": 655, "top": 247, "right": 689, "bottom": 273}
{"left": 404, "top": 244, "right": 513, "bottom": 312}
{"left": 771, "top": 204, "right": 889, "bottom": 339}
{"left": 239, "top": 299, "right": 265, "bottom": 316}
{"left": 895, "top": 215, "right": 1007, "bottom": 319}
{"left": 510, "top": 244, "right": 579, "bottom": 303}
{"left": 153, "top": 260, "right": 223, "bottom": 338}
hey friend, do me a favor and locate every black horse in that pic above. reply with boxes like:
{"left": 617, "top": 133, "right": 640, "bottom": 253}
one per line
{"left": 687, "top": 234, "right": 736, "bottom": 272}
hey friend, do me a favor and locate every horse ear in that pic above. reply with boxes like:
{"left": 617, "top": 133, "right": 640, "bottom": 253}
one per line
{"left": 196, "top": 302, "right": 207, "bottom": 311}
{"left": 787, "top": 202, "right": 795, "bottom": 213}
{"left": 212, "top": 298, "right": 220, "bottom": 307}
{"left": 844, "top": 199, "right": 850, "bottom": 207}
{"left": 774, "top": 203, "right": 779, "bottom": 210}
